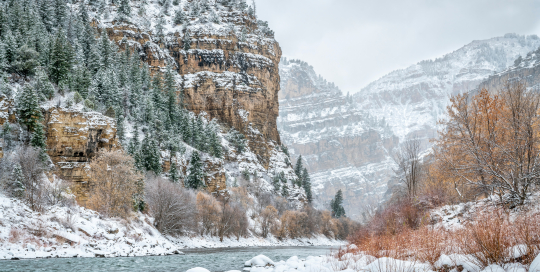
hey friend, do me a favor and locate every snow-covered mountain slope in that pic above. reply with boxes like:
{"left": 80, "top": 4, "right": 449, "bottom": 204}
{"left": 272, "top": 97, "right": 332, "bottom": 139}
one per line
{"left": 278, "top": 59, "right": 398, "bottom": 220}
{"left": 479, "top": 46, "right": 540, "bottom": 91}
{"left": 278, "top": 34, "right": 540, "bottom": 219}
{"left": 356, "top": 33, "right": 540, "bottom": 141}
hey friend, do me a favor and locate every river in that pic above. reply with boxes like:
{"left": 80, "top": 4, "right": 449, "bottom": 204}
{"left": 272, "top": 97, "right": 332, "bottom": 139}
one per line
{"left": 0, "top": 246, "right": 336, "bottom": 272}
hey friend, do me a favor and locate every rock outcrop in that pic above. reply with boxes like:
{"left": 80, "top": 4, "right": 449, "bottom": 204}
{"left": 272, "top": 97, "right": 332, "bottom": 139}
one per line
{"left": 102, "top": 3, "right": 281, "bottom": 169}
{"left": 479, "top": 47, "right": 540, "bottom": 91}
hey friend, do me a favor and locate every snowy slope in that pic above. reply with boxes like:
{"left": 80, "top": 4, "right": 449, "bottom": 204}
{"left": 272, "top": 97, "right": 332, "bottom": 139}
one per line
{"left": 356, "top": 33, "right": 540, "bottom": 141}
{"left": 278, "top": 59, "right": 398, "bottom": 220}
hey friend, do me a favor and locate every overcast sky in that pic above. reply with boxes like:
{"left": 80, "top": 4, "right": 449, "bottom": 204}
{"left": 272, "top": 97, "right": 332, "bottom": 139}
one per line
{"left": 255, "top": 0, "right": 540, "bottom": 94}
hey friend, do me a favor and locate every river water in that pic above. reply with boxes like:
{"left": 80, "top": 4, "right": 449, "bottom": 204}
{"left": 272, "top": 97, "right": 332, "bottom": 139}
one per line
{"left": 0, "top": 246, "right": 336, "bottom": 272}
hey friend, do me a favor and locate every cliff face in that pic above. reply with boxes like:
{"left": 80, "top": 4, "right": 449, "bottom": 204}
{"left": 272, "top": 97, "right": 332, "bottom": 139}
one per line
{"left": 43, "top": 107, "right": 120, "bottom": 182}
{"left": 103, "top": 2, "right": 281, "bottom": 169}
{"left": 479, "top": 47, "right": 540, "bottom": 91}
{"left": 278, "top": 59, "right": 398, "bottom": 219}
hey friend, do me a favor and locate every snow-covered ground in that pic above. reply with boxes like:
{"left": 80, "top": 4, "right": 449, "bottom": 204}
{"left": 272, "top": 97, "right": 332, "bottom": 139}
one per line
{"left": 0, "top": 193, "right": 344, "bottom": 260}
{"left": 188, "top": 246, "right": 540, "bottom": 272}
{"left": 169, "top": 235, "right": 345, "bottom": 249}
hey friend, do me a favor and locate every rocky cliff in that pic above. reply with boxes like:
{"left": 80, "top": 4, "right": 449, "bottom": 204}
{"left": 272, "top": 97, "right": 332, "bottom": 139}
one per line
{"left": 479, "top": 46, "right": 540, "bottom": 91}
{"left": 100, "top": 0, "right": 281, "bottom": 169}
{"left": 278, "top": 59, "right": 398, "bottom": 219}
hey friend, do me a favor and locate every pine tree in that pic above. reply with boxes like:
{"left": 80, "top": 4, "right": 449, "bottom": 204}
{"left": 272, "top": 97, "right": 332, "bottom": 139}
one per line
{"left": 128, "top": 123, "right": 140, "bottom": 155}
{"left": 49, "top": 30, "right": 72, "bottom": 84}
{"left": 164, "top": 66, "right": 177, "bottom": 127}
{"left": 186, "top": 151, "right": 204, "bottom": 189}
{"left": 141, "top": 135, "right": 162, "bottom": 175}
{"left": 117, "top": 114, "right": 126, "bottom": 144}
{"left": 183, "top": 32, "right": 191, "bottom": 51}
{"left": 174, "top": 9, "right": 186, "bottom": 25}
{"left": 118, "top": 0, "right": 131, "bottom": 21}
{"left": 30, "top": 122, "right": 47, "bottom": 151}
{"left": 11, "top": 163, "right": 25, "bottom": 198}
{"left": 301, "top": 168, "right": 313, "bottom": 203}
{"left": 294, "top": 155, "right": 303, "bottom": 183}
{"left": 155, "top": 15, "right": 166, "bottom": 40}
{"left": 330, "top": 190, "right": 346, "bottom": 218}
{"left": 17, "top": 84, "right": 43, "bottom": 133}
{"left": 209, "top": 129, "right": 223, "bottom": 158}
{"left": 169, "top": 162, "right": 180, "bottom": 183}
{"left": 54, "top": 0, "right": 67, "bottom": 28}
{"left": 35, "top": 68, "right": 55, "bottom": 100}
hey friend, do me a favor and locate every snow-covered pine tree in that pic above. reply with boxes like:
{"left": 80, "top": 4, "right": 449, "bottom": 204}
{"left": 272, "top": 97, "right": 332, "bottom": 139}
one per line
{"left": 294, "top": 155, "right": 303, "bottom": 183}
{"left": 186, "top": 151, "right": 204, "bottom": 189}
{"left": 208, "top": 127, "right": 223, "bottom": 158}
{"left": 49, "top": 30, "right": 73, "bottom": 84}
{"left": 301, "top": 168, "right": 313, "bottom": 203}
{"left": 155, "top": 15, "right": 166, "bottom": 41}
{"left": 30, "top": 122, "right": 47, "bottom": 151}
{"left": 118, "top": 0, "right": 131, "bottom": 21}
{"left": 174, "top": 8, "right": 186, "bottom": 25}
{"left": 183, "top": 32, "right": 191, "bottom": 51}
{"left": 17, "top": 84, "right": 43, "bottom": 133}
{"left": 330, "top": 190, "right": 346, "bottom": 218}
{"left": 128, "top": 123, "right": 140, "bottom": 155}
{"left": 117, "top": 114, "right": 126, "bottom": 144}
{"left": 35, "top": 68, "right": 55, "bottom": 100}
{"left": 10, "top": 163, "right": 25, "bottom": 198}
{"left": 141, "top": 135, "right": 162, "bottom": 175}
{"left": 169, "top": 162, "right": 180, "bottom": 183}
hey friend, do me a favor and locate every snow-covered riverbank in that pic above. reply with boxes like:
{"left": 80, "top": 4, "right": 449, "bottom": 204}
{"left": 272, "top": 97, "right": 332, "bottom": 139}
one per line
{"left": 0, "top": 194, "right": 345, "bottom": 260}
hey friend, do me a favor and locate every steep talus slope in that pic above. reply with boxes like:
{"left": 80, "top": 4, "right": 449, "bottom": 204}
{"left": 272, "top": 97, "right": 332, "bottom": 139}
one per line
{"left": 356, "top": 34, "right": 540, "bottom": 141}
{"left": 278, "top": 59, "right": 398, "bottom": 219}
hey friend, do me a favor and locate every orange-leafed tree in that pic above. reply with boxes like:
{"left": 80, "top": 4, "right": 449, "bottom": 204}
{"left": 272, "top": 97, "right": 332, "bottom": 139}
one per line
{"left": 436, "top": 81, "right": 540, "bottom": 205}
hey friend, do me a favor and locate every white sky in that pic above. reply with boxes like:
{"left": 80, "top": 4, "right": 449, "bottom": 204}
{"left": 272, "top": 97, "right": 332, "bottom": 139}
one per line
{"left": 255, "top": 0, "right": 540, "bottom": 94}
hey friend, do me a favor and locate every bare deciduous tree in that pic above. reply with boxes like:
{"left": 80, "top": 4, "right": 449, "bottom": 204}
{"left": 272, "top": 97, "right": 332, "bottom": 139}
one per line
{"left": 145, "top": 175, "right": 196, "bottom": 235}
{"left": 259, "top": 205, "right": 278, "bottom": 238}
{"left": 394, "top": 137, "right": 423, "bottom": 198}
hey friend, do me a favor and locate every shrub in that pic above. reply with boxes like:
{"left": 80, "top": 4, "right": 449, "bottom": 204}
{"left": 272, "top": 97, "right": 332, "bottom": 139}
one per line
{"left": 85, "top": 150, "right": 142, "bottom": 219}
{"left": 196, "top": 191, "right": 221, "bottom": 236}
{"left": 145, "top": 175, "right": 197, "bottom": 236}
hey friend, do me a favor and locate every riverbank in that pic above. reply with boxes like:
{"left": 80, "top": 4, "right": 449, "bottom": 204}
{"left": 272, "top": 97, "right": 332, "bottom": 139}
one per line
{"left": 0, "top": 194, "right": 345, "bottom": 260}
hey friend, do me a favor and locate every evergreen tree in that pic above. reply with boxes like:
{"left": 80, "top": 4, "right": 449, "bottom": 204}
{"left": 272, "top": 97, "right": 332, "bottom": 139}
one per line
{"left": 10, "top": 163, "right": 25, "bottom": 198}
{"left": 209, "top": 129, "right": 223, "bottom": 158}
{"left": 294, "top": 155, "right": 303, "bottom": 182}
{"left": 35, "top": 68, "right": 55, "bottom": 100}
{"left": 49, "top": 30, "right": 72, "bottom": 84}
{"left": 330, "top": 190, "right": 346, "bottom": 218}
{"left": 272, "top": 172, "right": 281, "bottom": 193}
{"left": 183, "top": 32, "right": 191, "bottom": 51}
{"left": 174, "top": 9, "right": 186, "bottom": 25}
{"left": 117, "top": 114, "right": 126, "bottom": 144}
{"left": 164, "top": 66, "right": 177, "bottom": 126}
{"left": 17, "top": 84, "right": 43, "bottom": 133}
{"left": 155, "top": 16, "right": 165, "bottom": 40}
{"left": 186, "top": 151, "right": 204, "bottom": 189}
{"left": 169, "top": 162, "right": 180, "bottom": 183}
{"left": 128, "top": 123, "right": 140, "bottom": 155}
{"left": 301, "top": 168, "right": 313, "bottom": 203}
{"left": 30, "top": 122, "right": 47, "bottom": 151}
{"left": 118, "top": 0, "right": 131, "bottom": 20}
{"left": 140, "top": 135, "right": 162, "bottom": 175}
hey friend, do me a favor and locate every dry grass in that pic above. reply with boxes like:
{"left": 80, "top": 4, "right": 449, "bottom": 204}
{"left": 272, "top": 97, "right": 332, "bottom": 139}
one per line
{"left": 8, "top": 227, "right": 25, "bottom": 243}
{"left": 349, "top": 206, "right": 540, "bottom": 270}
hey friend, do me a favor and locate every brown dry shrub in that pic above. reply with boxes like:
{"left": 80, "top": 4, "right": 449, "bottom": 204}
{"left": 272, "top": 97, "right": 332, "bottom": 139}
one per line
{"left": 85, "top": 150, "right": 142, "bottom": 219}
{"left": 196, "top": 191, "right": 221, "bottom": 236}
{"left": 8, "top": 227, "right": 25, "bottom": 243}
